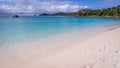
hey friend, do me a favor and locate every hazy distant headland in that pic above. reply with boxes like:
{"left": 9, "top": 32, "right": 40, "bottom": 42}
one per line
{"left": 39, "top": 5, "right": 120, "bottom": 18}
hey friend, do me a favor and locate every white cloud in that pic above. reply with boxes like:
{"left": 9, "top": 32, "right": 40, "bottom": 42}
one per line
{"left": 0, "top": 0, "right": 89, "bottom": 14}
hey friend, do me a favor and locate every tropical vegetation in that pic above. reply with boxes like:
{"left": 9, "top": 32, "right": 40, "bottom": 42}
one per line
{"left": 72, "top": 5, "right": 120, "bottom": 17}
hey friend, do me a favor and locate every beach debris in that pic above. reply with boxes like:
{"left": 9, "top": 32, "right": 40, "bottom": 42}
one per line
{"left": 12, "top": 14, "right": 19, "bottom": 18}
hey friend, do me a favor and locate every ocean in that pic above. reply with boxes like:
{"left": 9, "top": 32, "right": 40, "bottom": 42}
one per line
{"left": 0, "top": 16, "right": 120, "bottom": 56}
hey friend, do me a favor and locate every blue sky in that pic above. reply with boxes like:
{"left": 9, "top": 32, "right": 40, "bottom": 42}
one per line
{"left": 0, "top": 0, "right": 120, "bottom": 14}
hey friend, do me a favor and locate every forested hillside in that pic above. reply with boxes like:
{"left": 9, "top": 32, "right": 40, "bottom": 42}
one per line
{"left": 72, "top": 5, "right": 120, "bottom": 17}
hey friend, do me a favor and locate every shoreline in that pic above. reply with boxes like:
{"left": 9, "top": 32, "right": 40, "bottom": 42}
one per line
{"left": 0, "top": 23, "right": 120, "bottom": 68}
{"left": 69, "top": 16, "right": 120, "bottom": 18}
{"left": 35, "top": 24, "right": 120, "bottom": 68}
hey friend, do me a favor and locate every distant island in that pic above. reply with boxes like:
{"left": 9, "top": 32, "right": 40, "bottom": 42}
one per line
{"left": 12, "top": 15, "right": 19, "bottom": 18}
{"left": 39, "top": 12, "right": 72, "bottom": 16}
{"left": 39, "top": 5, "right": 120, "bottom": 18}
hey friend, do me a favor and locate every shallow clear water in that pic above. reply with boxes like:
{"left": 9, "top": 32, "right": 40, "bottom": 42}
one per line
{"left": 0, "top": 16, "right": 120, "bottom": 47}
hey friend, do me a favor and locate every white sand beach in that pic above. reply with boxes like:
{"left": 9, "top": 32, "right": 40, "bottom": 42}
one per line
{"left": 0, "top": 26, "right": 120, "bottom": 68}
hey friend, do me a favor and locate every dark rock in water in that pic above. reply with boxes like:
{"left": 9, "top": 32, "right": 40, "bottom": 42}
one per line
{"left": 12, "top": 15, "right": 19, "bottom": 18}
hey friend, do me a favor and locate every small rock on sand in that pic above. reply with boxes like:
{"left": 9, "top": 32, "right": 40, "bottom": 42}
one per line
{"left": 102, "top": 57, "right": 110, "bottom": 62}
{"left": 115, "top": 50, "right": 119, "bottom": 53}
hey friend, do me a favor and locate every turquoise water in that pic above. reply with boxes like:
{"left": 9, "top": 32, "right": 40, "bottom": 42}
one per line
{"left": 0, "top": 16, "right": 120, "bottom": 47}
